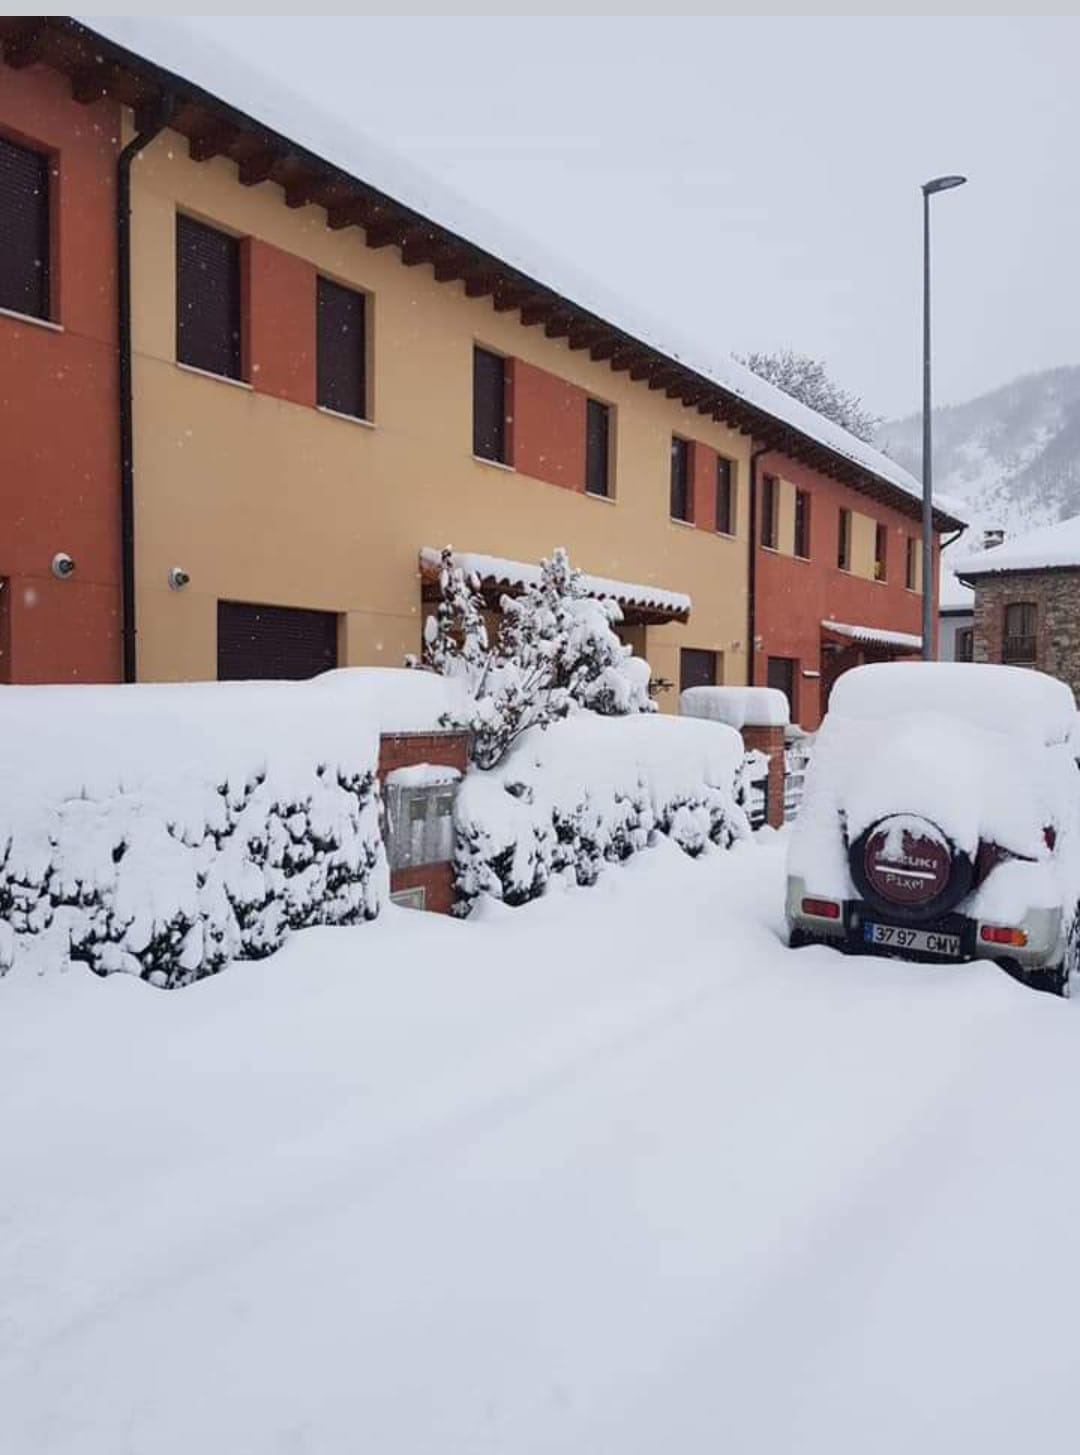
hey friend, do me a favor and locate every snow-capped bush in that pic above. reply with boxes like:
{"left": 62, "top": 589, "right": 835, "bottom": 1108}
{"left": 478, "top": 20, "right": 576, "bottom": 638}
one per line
{"left": 0, "top": 671, "right": 459, "bottom": 987}
{"left": 453, "top": 714, "right": 749, "bottom": 913}
{"left": 419, "top": 546, "right": 653, "bottom": 769}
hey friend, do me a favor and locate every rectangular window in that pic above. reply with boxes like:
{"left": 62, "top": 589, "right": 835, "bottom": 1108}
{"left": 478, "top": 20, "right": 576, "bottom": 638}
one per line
{"left": 874, "top": 523, "right": 888, "bottom": 581}
{"left": 0, "top": 135, "right": 50, "bottom": 320}
{"left": 473, "top": 346, "right": 507, "bottom": 463}
{"left": 585, "top": 398, "right": 611, "bottom": 497}
{"left": 837, "top": 508, "right": 852, "bottom": 571}
{"left": 716, "top": 457, "right": 735, "bottom": 534}
{"left": 1003, "top": 602, "right": 1037, "bottom": 665}
{"left": 670, "top": 437, "right": 692, "bottom": 522}
{"left": 905, "top": 536, "right": 918, "bottom": 591}
{"left": 317, "top": 276, "right": 367, "bottom": 419}
{"left": 176, "top": 214, "right": 242, "bottom": 380}
{"left": 794, "top": 489, "right": 811, "bottom": 559}
{"left": 680, "top": 647, "right": 719, "bottom": 694}
{"left": 761, "top": 473, "right": 779, "bottom": 549}
{"left": 955, "top": 626, "right": 974, "bottom": 663}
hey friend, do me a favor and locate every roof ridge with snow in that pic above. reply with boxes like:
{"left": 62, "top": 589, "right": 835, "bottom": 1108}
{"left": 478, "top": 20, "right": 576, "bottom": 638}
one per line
{"left": 954, "top": 513, "right": 1080, "bottom": 578}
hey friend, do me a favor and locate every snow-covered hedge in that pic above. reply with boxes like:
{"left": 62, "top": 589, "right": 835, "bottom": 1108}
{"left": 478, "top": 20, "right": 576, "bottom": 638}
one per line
{"left": 453, "top": 714, "right": 750, "bottom": 913}
{"left": 0, "top": 671, "right": 460, "bottom": 987}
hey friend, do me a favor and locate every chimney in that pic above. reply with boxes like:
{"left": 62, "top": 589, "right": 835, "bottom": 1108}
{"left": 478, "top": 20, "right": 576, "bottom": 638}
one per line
{"left": 983, "top": 527, "right": 1005, "bottom": 550}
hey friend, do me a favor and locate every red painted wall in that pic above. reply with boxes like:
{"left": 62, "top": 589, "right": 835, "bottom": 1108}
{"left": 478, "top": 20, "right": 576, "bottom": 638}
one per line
{"left": 508, "top": 358, "right": 587, "bottom": 491}
{"left": 752, "top": 452, "right": 939, "bottom": 729}
{"left": 246, "top": 240, "right": 316, "bottom": 407}
{"left": 0, "top": 62, "right": 121, "bottom": 683}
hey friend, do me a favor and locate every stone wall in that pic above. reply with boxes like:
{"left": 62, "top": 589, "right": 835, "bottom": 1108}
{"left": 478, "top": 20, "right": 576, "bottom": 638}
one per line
{"left": 973, "top": 568, "right": 1080, "bottom": 696}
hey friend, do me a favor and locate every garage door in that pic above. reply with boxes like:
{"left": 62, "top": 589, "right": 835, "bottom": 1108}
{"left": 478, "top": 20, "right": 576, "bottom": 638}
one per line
{"left": 217, "top": 601, "right": 339, "bottom": 681}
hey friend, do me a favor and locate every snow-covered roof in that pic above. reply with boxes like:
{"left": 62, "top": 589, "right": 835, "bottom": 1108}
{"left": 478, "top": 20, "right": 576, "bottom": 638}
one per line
{"left": 953, "top": 514, "right": 1080, "bottom": 578}
{"left": 939, "top": 569, "right": 975, "bottom": 613}
{"left": 821, "top": 619, "right": 922, "bottom": 651}
{"left": 62, "top": 16, "right": 964, "bottom": 531}
{"left": 419, "top": 547, "right": 691, "bottom": 620}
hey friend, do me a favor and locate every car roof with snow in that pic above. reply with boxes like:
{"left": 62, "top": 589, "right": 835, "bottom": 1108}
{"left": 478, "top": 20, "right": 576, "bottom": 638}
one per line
{"left": 827, "top": 662, "right": 1077, "bottom": 748}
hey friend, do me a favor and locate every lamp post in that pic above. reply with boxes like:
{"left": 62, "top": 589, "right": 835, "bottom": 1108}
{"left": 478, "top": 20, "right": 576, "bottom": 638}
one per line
{"left": 921, "top": 173, "right": 967, "bottom": 661}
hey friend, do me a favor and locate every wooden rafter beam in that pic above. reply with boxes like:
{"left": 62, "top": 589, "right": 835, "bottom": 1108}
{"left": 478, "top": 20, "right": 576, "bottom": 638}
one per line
{"left": 237, "top": 150, "right": 278, "bottom": 186}
{"left": 69, "top": 64, "right": 112, "bottom": 103}
{"left": 2, "top": 23, "right": 46, "bottom": 69}
{"left": 400, "top": 232, "right": 440, "bottom": 267}
{"left": 589, "top": 338, "right": 617, "bottom": 362}
{"left": 567, "top": 324, "right": 603, "bottom": 351}
{"left": 493, "top": 288, "right": 532, "bottom": 313}
{"left": 520, "top": 299, "right": 554, "bottom": 326}
{"left": 464, "top": 273, "right": 498, "bottom": 299}
{"left": 189, "top": 125, "right": 236, "bottom": 164}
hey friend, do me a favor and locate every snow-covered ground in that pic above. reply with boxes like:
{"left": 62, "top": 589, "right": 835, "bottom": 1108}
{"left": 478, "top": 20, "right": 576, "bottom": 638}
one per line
{"left": 3, "top": 833, "right": 1079, "bottom": 1454}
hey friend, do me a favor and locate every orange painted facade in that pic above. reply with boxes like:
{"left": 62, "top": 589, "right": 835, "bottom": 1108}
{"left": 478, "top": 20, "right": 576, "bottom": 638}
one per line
{"left": 751, "top": 450, "right": 937, "bottom": 728}
{"left": 0, "top": 62, "right": 121, "bottom": 682}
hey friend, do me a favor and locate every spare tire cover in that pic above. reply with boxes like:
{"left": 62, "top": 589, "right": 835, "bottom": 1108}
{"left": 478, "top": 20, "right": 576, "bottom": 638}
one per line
{"left": 850, "top": 814, "right": 973, "bottom": 924}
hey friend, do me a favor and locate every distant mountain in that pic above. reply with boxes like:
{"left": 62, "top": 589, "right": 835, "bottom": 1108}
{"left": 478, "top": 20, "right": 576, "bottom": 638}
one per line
{"left": 878, "top": 365, "right": 1080, "bottom": 545}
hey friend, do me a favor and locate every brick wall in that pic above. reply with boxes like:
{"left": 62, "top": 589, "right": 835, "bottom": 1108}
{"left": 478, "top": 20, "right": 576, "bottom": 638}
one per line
{"left": 973, "top": 568, "right": 1080, "bottom": 698}
{"left": 741, "top": 724, "right": 785, "bottom": 829}
{"left": 377, "top": 729, "right": 470, "bottom": 914}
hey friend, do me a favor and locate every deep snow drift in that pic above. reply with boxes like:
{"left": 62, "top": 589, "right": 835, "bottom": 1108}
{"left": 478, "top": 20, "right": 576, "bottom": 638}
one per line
{"left": 3, "top": 834, "right": 1080, "bottom": 1454}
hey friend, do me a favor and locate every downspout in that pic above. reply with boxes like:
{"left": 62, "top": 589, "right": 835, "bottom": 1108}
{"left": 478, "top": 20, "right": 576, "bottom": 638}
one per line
{"left": 746, "top": 442, "right": 771, "bottom": 686}
{"left": 118, "top": 96, "right": 175, "bottom": 683}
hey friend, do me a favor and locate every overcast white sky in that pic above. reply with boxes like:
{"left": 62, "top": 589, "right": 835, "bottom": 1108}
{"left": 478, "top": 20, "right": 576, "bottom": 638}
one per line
{"left": 183, "top": 15, "right": 1079, "bottom": 421}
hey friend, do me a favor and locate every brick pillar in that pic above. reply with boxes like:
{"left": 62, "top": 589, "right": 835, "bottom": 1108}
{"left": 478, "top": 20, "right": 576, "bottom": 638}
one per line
{"left": 741, "top": 724, "right": 786, "bottom": 829}
{"left": 377, "top": 730, "right": 470, "bottom": 914}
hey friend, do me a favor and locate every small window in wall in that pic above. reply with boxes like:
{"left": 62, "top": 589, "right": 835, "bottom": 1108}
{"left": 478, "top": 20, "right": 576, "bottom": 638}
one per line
{"left": 794, "top": 489, "right": 811, "bottom": 559}
{"left": 176, "top": 214, "right": 242, "bottom": 380}
{"left": 905, "top": 536, "right": 917, "bottom": 591}
{"left": 0, "top": 135, "right": 51, "bottom": 320}
{"left": 473, "top": 346, "right": 508, "bottom": 463}
{"left": 670, "top": 437, "right": 692, "bottom": 522}
{"left": 874, "top": 523, "right": 888, "bottom": 581}
{"left": 1003, "top": 601, "right": 1037, "bottom": 665}
{"left": 217, "top": 601, "right": 339, "bottom": 681}
{"left": 766, "top": 655, "right": 797, "bottom": 720}
{"left": 585, "top": 398, "right": 611, "bottom": 497}
{"left": 680, "top": 647, "right": 719, "bottom": 693}
{"left": 955, "top": 626, "right": 974, "bottom": 663}
{"left": 837, "top": 508, "right": 852, "bottom": 571}
{"left": 761, "top": 474, "right": 779, "bottom": 549}
{"left": 317, "top": 276, "right": 367, "bottom": 419}
{"left": 716, "top": 457, "right": 735, "bottom": 534}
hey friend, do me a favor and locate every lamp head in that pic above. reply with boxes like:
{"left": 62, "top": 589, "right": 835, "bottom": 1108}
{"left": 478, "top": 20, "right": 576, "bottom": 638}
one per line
{"left": 923, "top": 175, "right": 967, "bottom": 196}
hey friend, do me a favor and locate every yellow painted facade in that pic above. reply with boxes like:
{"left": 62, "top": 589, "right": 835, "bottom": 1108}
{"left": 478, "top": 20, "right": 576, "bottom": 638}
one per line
{"left": 128, "top": 132, "right": 752, "bottom": 706}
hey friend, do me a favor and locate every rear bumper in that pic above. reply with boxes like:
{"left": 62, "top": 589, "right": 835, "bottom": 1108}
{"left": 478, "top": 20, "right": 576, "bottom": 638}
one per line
{"left": 786, "top": 876, "right": 1065, "bottom": 970}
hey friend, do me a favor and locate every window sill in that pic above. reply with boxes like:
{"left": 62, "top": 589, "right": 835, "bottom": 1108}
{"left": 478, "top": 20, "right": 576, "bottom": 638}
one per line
{"left": 585, "top": 490, "right": 616, "bottom": 504}
{"left": 669, "top": 516, "right": 696, "bottom": 529}
{"left": 792, "top": 552, "right": 812, "bottom": 563}
{"left": 176, "top": 361, "right": 253, "bottom": 391}
{"left": 316, "top": 406, "right": 375, "bottom": 430}
{"left": 473, "top": 454, "right": 515, "bottom": 473}
{"left": 0, "top": 305, "right": 62, "bottom": 334}
{"left": 760, "top": 543, "right": 782, "bottom": 555}
{"left": 715, "top": 529, "right": 738, "bottom": 541}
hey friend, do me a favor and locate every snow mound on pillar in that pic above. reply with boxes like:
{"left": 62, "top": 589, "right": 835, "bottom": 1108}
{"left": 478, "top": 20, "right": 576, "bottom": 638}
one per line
{"left": 680, "top": 686, "right": 790, "bottom": 730}
{"left": 454, "top": 712, "right": 750, "bottom": 911}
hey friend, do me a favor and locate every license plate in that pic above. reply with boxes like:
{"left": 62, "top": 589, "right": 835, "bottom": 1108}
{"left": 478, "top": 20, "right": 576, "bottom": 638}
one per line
{"left": 863, "top": 922, "right": 962, "bottom": 957}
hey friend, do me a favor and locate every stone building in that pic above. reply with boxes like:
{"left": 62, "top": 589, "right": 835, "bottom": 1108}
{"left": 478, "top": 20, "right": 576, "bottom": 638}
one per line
{"left": 955, "top": 516, "right": 1080, "bottom": 698}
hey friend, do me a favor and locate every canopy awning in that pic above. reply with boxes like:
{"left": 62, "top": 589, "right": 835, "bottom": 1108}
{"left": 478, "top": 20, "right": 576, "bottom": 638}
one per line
{"left": 419, "top": 548, "right": 691, "bottom": 625}
{"left": 821, "top": 618, "right": 922, "bottom": 652}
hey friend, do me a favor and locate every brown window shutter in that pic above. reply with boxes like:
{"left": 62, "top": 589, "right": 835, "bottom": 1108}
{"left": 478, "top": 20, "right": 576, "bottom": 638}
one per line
{"left": 317, "top": 276, "right": 366, "bottom": 417}
{"left": 217, "top": 602, "right": 339, "bottom": 681}
{"left": 680, "top": 648, "right": 717, "bottom": 693}
{"left": 176, "top": 214, "right": 242, "bottom": 379}
{"left": 473, "top": 346, "right": 507, "bottom": 462}
{"left": 716, "top": 457, "right": 733, "bottom": 534}
{"left": 670, "top": 437, "right": 691, "bottom": 521}
{"left": 0, "top": 136, "right": 50, "bottom": 320}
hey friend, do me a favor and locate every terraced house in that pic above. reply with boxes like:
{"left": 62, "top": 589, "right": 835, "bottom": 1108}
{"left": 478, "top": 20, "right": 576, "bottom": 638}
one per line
{"left": 0, "top": 17, "right": 964, "bottom": 723}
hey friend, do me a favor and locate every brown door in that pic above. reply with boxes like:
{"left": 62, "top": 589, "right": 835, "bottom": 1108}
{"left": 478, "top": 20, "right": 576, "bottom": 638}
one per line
{"left": 217, "top": 601, "right": 339, "bottom": 681}
{"left": 766, "top": 655, "right": 797, "bottom": 719}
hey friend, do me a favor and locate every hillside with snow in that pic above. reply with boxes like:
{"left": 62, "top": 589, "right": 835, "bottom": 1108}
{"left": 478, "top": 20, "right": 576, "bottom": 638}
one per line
{"left": 879, "top": 365, "right": 1080, "bottom": 543}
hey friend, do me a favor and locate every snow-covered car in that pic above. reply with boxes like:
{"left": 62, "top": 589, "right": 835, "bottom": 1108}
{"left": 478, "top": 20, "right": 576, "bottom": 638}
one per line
{"left": 786, "top": 662, "right": 1080, "bottom": 995}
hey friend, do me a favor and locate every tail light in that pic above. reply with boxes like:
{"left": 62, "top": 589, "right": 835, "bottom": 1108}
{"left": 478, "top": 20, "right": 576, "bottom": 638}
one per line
{"left": 980, "top": 924, "right": 1028, "bottom": 947}
{"left": 802, "top": 897, "right": 840, "bottom": 920}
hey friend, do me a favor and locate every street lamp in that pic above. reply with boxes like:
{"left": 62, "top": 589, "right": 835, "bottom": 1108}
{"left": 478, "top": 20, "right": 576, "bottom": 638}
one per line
{"left": 921, "top": 173, "right": 967, "bottom": 661}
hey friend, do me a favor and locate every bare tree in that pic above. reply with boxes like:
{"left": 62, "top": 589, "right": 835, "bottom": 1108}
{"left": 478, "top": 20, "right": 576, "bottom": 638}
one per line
{"left": 737, "top": 349, "right": 882, "bottom": 444}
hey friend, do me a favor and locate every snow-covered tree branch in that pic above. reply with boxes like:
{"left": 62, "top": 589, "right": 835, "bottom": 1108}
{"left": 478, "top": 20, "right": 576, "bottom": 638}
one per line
{"left": 737, "top": 349, "right": 882, "bottom": 444}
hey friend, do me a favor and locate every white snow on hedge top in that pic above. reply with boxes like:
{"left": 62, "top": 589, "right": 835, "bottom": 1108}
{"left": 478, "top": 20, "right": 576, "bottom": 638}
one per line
{"left": 822, "top": 619, "right": 922, "bottom": 651}
{"left": 0, "top": 669, "right": 465, "bottom": 820}
{"left": 76, "top": 15, "right": 963, "bottom": 527}
{"left": 953, "top": 513, "right": 1080, "bottom": 578}
{"left": 419, "top": 547, "right": 691, "bottom": 617}
{"left": 828, "top": 661, "right": 1076, "bottom": 748}
{"left": 679, "top": 686, "right": 789, "bottom": 729}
